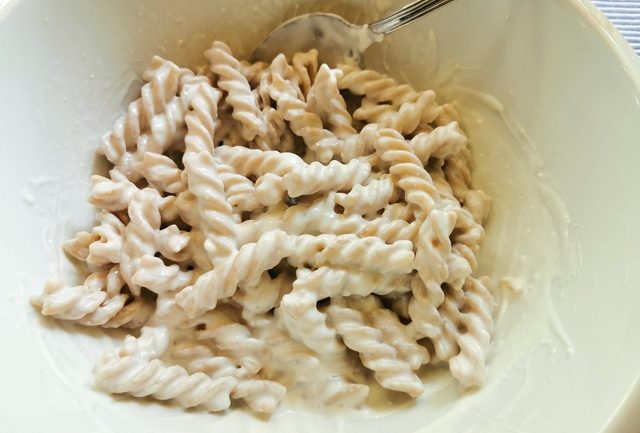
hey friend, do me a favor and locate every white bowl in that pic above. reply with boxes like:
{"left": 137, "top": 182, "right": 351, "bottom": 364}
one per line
{"left": 1, "top": 0, "right": 639, "bottom": 431}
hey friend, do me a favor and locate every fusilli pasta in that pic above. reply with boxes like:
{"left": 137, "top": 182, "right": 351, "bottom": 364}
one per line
{"left": 34, "top": 40, "right": 499, "bottom": 416}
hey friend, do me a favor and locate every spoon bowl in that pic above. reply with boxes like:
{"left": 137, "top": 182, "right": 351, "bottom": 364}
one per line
{"left": 252, "top": 0, "right": 457, "bottom": 64}
{"left": 252, "top": 13, "right": 381, "bottom": 65}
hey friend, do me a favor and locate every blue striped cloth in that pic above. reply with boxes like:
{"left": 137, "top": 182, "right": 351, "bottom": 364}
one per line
{"left": 594, "top": 0, "right": 640, "bottom": 53}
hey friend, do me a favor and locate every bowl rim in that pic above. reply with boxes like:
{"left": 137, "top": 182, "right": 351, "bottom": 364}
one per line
{"left": 563, "top": 1, "right": 640, "bottom": 432}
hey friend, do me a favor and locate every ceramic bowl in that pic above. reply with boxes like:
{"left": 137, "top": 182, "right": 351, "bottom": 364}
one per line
{"left": 1, "top": 0, "right": 639, "bottom": 432}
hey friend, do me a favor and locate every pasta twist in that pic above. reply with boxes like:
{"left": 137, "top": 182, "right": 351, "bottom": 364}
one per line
{"left": 337, "top": 63, "right": 418, "bottom": 106}
{"left": 278, "top": 267, "right": 410, "bottom": 354}
{"left": 292, "top": 49, "right": 318, "bottom": 96}
{"left": 237, "top": 193, "right": 417, "bottom": 245}
{"left": 171, "top": 338, "right": 287, "bottom": 413}
{"left": 277, "top": 288, "right": 344, "bottom": 354}
{"left": 156, "top": 224, "right": 191, "bottom": 263}
{"left": 33, "top": 272, "right": 119, "bottom": 322}
{"left": 334, "top": 176, "right": 395, "bottom": 216}
{"left": 136, "top": 152, "right": 186, "bottom": 193}
{"left": 408, "top": 209, "right": 456, "bottom": 339}
{"left": 102, "top": 297, "right": 155, "bottom": 329}
{"left": 120, "top": 189, "right": 161, "bottom": 296}
{"left": 89, "top": 169, "right": 137, "bottom": 212}
{"left": 132, "top": 255, "right": 193, "bottom": 293}
{"left": 432, "top": 278, "right": 494, "bottom": 388}
{"left": 184, "top": 151, "right": 237, "bottom": 265}
{"left": 215, "top": 159, "right": 262, "bottom": 213}
{"left": 231, "top": 379, "right": 287, "bottom": 413}
{"left": 255, "top": 106, "right": 296, "bottom": 152}
{"left": 94, "top": 327, "right": 239, "bottom": 412}
{"left": 172, "top": 340, "right": 239, "bottom": 378}
{"left": 216, "top": 145, "right": 304, "bottom": 177}
{"left": 409, "top": 121, "right": 468, "bottom": 165}
{"left": 256, "top": 158, "right": 372, "bottom": 206}
{"left": 349, "top": 296, "right": 428, "bottom": 370}
{"left": 100, "top": 57, "right": 193, "bottom": 179}
{"left": 306, "top": 64, "right": 356, "bottom": 139}
{"left": 268, "top": 56, "right": 342, "bottom": 163}
{"left": 175, "top": 230, "right": 295, "bottom": 318}
{"left": 238, "top": 60, "right": 269, "bottom": 87}
{"left": 327, "top": 300, "right": 423, "bottom": 397}
{"left": 181, "top": 79, "right": 237, "bottom": 265}
{"left": 190, "top": 311, "right": 270, "bottom": 377}
{"left": 206, "top": 41, "right": 266, "bottom": 140}
{"left": 32, "top": 269, "right": 151, "bottom": 328}
{"left": 289, "top": 234, "right": 414, "bottom": 274}
{"left": 282, "top": 158, "right": 372, "bottom": 198}
{"left": 291, "top": 267, "right": 411, "bottom": 299}
{"left": 356, "top": 91, "right": 440, "bottom": 135}
{"left": 63, "top": 211, "right": 124, "bottom": 266}
{"left": 252, "top": 316, "right": 369, "bottom": 408}
{"left": 374, "top": 128, "right": 440, "bottom": 218}
{"left": 233, "top": 272, "right": 293, "bottom": 319}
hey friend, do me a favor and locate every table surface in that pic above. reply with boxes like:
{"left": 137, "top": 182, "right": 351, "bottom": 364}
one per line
{"left": 594, "top": 0, "right": 640, "bottom": 53}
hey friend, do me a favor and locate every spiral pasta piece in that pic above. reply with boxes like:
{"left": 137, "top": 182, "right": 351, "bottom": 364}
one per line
{"left": 206, "top": 41, "right": 266, "bottom": 140}
{"left": 349, "top": 296, "right": 428, "bottom": 369}
{"left": 100, "top": 57, "right": 193, "bottom": 179}
{"left": 215, "top": 159, "right": 262, "bottom": 213}
{"left": 409, "top": 121, "right": 468, "bottom": 164}
{"left": 337, "top": 63, "right": 419, "bottom": 106}
{"left": 156, "top": 224, "right": 191, "bottom": 263}
{"left": 175, "top": 230, "right": 295, "bottom": 318}
{"left": 237, "top": 193, "right": 416, "bottom": 244}
{"left": 306, "top": 64, "right": 356, "bottom": 139}
{"left": 119, "top": 189, "right": 162, "bottom": 296}
{"left": 327, "top": 300, "right": 423, "bottom": 397}
{"left": 282, "top": 158, "right": 371, "bottom": 198}
{"left": 184, "top": 151, "right": 237, "bottom": 265}
{"left": 63, "top": 211, "right": 125, "bottom": 266}
{"left": 289, "top": 234, "right": 414, "bottom": 274}
{"left": 277, "top": 273, "right": 344, "bottom": 354}
{"left": 132, "top": 255, "right": 193, "bottom": 293}
{"left": 445, "top": 277, "right": 494, "bottom": 389}
{"left": 31, "top": 269, "right": 151, "bottom": 328}
{"left": 292, "top": 49, "right": 318, "bottom": 96}
{"left": 94, "top": 327, "right": 239, "bottom": 412}
{"left": 374, "top": 128, "right": 440, "bottom": 218}
{"left": 374, "top": 91, "right": 441, "bottom": 135}
{"left": 89, "top": 169, "right": 138, "bottom": 212}
{"left": 278, "top": 268, "right": 410, "bottom": 354}
{"left": 181, "top": 80, "right": 238, "bottom": 265}
{"left": 233, "top": 272, "right": 293, "bottom": 319}
{"left": 334, "top": 176, "right": 395, "bottom": 216}
{"left": 268, "top": 56, "right": 342, "bottom": 163}
{"left": 407, "top": 209, "right": 456, "bottom": 340}
{"left": 136, "top": 151, "right": 186, "bottom": 193}
{"left": 191, "top": 310, "right": 270, "bottom": 377}
{"left": 239, "top": 60, "right": 269, "bottom": 87}
{"left": 172, "top": 340, "right": 239, "bottom": 378}
{"left": 216, "top": 145, "right": 304, "bottom": 177}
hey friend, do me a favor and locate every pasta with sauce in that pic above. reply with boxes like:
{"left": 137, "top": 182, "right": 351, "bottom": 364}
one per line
{"left": 31, "top": 40, "right": 495, "bottom": 414}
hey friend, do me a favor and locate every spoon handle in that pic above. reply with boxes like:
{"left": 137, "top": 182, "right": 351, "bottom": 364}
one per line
{"left": 368, "top": 0, "right": 457, "bottom": 35}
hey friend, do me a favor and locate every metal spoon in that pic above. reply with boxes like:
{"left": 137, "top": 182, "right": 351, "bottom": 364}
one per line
{"left": 253, "top": 0, "right": 457, "bottom": 65}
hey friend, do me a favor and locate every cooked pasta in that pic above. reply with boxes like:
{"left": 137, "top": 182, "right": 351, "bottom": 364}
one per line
{"left": 32, "top": 41, "right": 497, "bottom": 415}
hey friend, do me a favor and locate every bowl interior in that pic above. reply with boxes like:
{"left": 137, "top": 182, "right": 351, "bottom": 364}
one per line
{"left": 1, "top": 0, "right": 640, "bottom": 432}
